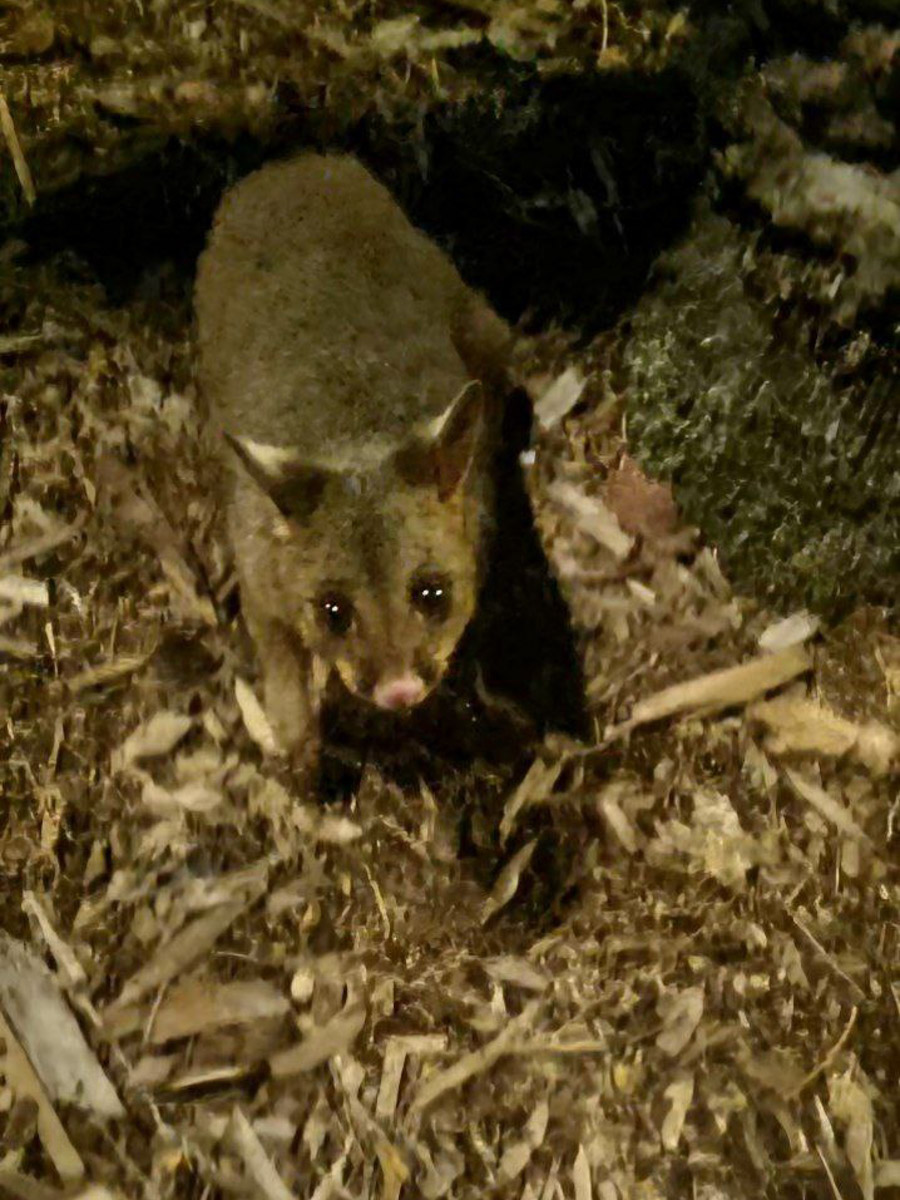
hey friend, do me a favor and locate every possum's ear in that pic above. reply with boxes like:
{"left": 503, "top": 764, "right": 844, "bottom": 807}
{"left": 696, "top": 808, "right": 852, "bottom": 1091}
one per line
{"left": 225, "top": 434, "right": 329, "bottom": 519}
{"left": 394, "top": 381, "right": 484, "bottom": 501}
{"left": 450, "top": 297, "right": 514, "bottom": 390}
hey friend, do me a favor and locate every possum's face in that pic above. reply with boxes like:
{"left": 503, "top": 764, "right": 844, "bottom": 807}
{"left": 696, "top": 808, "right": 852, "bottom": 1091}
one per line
{"left": 231, "top": 383, "right": 487, "bottom": 710}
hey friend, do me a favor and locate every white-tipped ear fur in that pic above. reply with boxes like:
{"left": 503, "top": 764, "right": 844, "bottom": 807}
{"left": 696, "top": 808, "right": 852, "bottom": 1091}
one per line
{"left": 425, "top": 380, "right": 482, "bottom": 443}
{"left": 225, "top": 433, "right": 330, "bottom": 518}
{"left": 227, "top": 435, "right": 301, "bottom": 482}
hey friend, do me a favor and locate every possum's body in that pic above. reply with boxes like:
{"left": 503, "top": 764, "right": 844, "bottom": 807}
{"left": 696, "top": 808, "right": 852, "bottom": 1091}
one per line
{"left": 194, "top": 153, "right": 512, "bottom": 759}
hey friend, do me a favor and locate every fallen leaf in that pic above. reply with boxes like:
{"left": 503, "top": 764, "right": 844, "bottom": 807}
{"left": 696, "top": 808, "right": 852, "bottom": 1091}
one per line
{"left": 481, "top": 840, "right": 537, "bottom": 924}
{"left": 534, "top": 366, "right": 586, "bottom": 429}
{"left": 661, "top": 1073, "right": 694, "bottom": 1149}
{"left": 785, "top": 768, "right": 872, "bottom": 845}
{"left": 409, "top": 1001, "right": 540, "bottom": 1114}
{"left": 115, "top": 711, "right": 193, "bottom": 769}
{"left": 656, "top": 987, "right": 704, "bottom": 1057}
{"left": 235, "top": 677, "right": 281, "bottom": 755}
{"left": 604, "top": 455, "right": 677, "bottom": 541}
{"left": 572, "top": 1144, "right": 592, "bottom": 1200}
{"left": 269, "top": 1003, "right": 366, "bottom": 1078}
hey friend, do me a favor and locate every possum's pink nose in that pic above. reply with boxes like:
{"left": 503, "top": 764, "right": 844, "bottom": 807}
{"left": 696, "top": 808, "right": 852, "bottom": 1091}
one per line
{"left": 372, "top": 674, "right": 426, "bottom": 711}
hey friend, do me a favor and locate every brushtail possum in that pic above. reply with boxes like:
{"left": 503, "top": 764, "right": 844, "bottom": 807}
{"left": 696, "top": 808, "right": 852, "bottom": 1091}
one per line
{"left": 194, "top": 153, "right": 513, "bottom": 758}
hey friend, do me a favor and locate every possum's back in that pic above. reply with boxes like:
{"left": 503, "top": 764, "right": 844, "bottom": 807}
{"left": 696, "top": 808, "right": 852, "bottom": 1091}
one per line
{"left": 194, "top": 154, "right": 473, "bottom": 456}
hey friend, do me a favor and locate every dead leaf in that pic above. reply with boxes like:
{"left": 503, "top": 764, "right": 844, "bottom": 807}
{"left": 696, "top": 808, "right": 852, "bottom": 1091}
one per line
{"left": 409, "top": 1001, "right": 540, "bottom": 1114}
{"left": 605, "top": 455, "right": 677, "bottom": 541}
{"left": 115, "top": 711, "right": 193, "bottom": 769}
{"left": 534, "top": 366, "right": 586, "bottom": 429}
{"left": 481, "top": 840, "right": 537, "bottom": 925}
{"left": 661, "top": 1073, "right": 694, "bottom": 1149}
{"left": 104, "top": 867, "right": 267, "bottom": 1015}
{"left": 269, "top": 1003, "right": 366, "bottom": 1078}
{"left": 656, "top": 987, "right": 704, "bottom": 1057}
{"left": 235, "top": 677, "right": 282, "bottom": 755}
{"left": 785, "top": 768, "right": 873, "bottom": 845}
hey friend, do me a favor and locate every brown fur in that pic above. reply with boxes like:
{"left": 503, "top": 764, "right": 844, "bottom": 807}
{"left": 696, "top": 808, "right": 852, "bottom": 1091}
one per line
{"left": 194, "top": 152, "right": 512, "bottom": 757}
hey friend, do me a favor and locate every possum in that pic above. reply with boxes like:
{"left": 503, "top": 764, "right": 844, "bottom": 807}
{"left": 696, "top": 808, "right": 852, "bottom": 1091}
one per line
{"left": 194, "top": 152, "right": 513, "bottom": 759}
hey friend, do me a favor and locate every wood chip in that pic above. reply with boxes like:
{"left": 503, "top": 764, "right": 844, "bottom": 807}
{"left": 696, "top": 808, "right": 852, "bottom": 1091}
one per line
{"left": 656, "top": 987, "right": 704, "bottom": 1057}
{"left": 66, "top": 649, "right": 155, "bottom": 694}
{"left": 547, "top": 480, "right": 634, "bottom": 561}
{"left": 104, "top": 869, "right": 267, "bottom": 1016}
{"left": 0, "top": 575, "right": 49, "bottom": 607}
{"left": 269, "top": 1003, "right": 366, "bottom": 1078}
{"left": 0, "top": 935, "right": 123, "bottom": 1119}
{"left": 629, "top": 644, "right": 811, "bottom": 728}
{"left": 0, "top": 1009, "right": 83, "bottom": 1181}
{"left": 409, "top": 1000, "right": 540, "bottom": 1114}
{"left": 785, "top": 768, "right": 873, "bottom": 845}
{"left": 228, "top": 1106, "right": 296, "bottom": 1200}
{"left": 21, "top": 892, "right": 88, "bottom": 991}
{"left": 484, "top": 956, "right": 550, "bottom": 993}
{"left": 0, "top": 634, "right": 39, "bottom": 658}
{"left": 751, "top": 695, "right": 900, "bottom": 776}
{"left": 499, "top": 1099, "right": 549, "bottom": 1181}
{"left": 0, "top": 1170, "right": 67, "bottom": 1200}
{"left": 758, "top": 610, "right": 820, "bottom": 652}
{"left": 572, "top": 1144, "right": 592, "bottom": 1200}
{"left": 661, "top": 1073, "right": 694, "bottom": 1149}
{"left": 150, "top": 978, "right": 290, "bottom": 1044}
{"left": 376, "top": 1038, "right": 409, "bottom": 1124}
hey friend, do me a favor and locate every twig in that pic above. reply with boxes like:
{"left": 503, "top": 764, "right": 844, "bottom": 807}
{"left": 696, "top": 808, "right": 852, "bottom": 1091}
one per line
{"left": 786, "top": 1006, "right": 859, "bottom": 1099}
{"left": 228, "top": 1106, "right": 295, "bottom": 1200}
{"left": 816, "top": 1144, "right": 848, "bottom": 1200}
{"left": 787, "top": 910, "right": 866, "bottom": 1002}
{"left": 0, "top": 92, "right": 36, "bottom": 205}
{"left": 567, "top": 644, "right": 812, "bottom": 763}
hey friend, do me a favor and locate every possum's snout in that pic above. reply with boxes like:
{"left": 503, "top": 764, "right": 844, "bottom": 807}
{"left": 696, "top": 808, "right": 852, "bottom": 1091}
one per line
{"left": 372, "top": 673, "right": 427, "bottom": 710}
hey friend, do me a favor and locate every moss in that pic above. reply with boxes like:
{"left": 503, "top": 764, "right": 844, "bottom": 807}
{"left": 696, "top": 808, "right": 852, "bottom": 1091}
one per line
{"left": 624, "top": 208, "right": 900, "bottom": 618}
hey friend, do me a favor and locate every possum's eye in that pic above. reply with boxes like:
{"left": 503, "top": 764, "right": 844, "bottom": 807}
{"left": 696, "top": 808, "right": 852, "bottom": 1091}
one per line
{"left": 410, "top": 572, "right": 452, "bottom": 622}
{"left": 317, "top": 591, "right": 354, "bottom": 637}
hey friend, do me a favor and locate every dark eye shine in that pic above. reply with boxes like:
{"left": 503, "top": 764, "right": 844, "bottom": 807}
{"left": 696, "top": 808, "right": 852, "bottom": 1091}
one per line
{"left": 317, "top": 591, "right": 354, "bottom": 636}
{"left": 410, "top": 573, "right": 452, "bottom": 622}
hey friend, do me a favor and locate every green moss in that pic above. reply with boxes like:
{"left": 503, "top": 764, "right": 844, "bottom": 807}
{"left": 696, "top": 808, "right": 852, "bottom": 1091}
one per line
{"left": 624, "top": 209, "right": 900, "bottom": 618}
